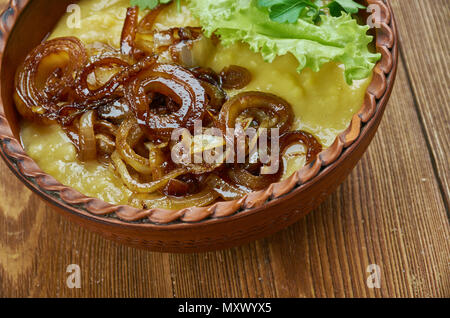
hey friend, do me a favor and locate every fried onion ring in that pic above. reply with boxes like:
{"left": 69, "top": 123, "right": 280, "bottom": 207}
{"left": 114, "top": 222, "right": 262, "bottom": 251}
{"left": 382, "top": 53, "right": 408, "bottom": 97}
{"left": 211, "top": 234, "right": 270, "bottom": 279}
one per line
{"left": 125, "top": 63, "right": 207, "bottom": 137}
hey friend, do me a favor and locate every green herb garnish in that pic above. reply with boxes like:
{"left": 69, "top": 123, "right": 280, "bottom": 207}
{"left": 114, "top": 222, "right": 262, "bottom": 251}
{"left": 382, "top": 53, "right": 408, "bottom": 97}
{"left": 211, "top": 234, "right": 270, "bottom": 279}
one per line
{"left": 327, "top": 0, "right": 366, "bottom": 16}
{"left": 258, "top": 0, "right": 365, "bottom": 23}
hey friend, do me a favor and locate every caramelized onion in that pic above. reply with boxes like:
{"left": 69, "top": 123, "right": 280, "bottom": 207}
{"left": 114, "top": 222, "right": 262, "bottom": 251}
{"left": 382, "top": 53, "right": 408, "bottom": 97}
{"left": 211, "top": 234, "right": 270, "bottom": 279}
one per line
{"left": 116, "top": 117, "right": 153, "bottom": 174}
{"left": 75, "top": 57, "right": 128, "bottom": 98}
{"left": 153, "top": 27, "right": 203, "bottom": 47}
{"left": 56, "top": 98, "right": 115, "bottom": 126}
{"left": 189, "top": 67, "right": 226, "bottom": 112}
{"left": 78, "top": 110, "right": 97, "bottom": 161}
{"left": 218, "top": 92, "right": 294, "bottom": 135}
{"left": 131, "top": 188, "right": 220, "bottom": 210}
{"left": 279, "top": 131, "right": 323, "bottom": 165}
{"left": 111, "top": 151, "right": 187, "bottom": 194}
{"left": 164, "top": 179, "right": 190, "bottom": 197}
{"left": 97, "top": 99, "right": 132, "bottom": 124}
{"left": 190, "top": 67, "right": 222, "bottom": 86}
{"left": 62, "top": 123, "right": 81, "bottom": 152}
{"left": 75, "top": 55, "right": 157, "bottom": 101}
{"left": 170, "top": 42, "right": 195, "bottom": 67}
{"left": 146, "top": 141, "right": 167, "bottom": 180}
{"left": 96, "top": 133, "right": 116, "bottom": 157}
{"left": 220, "top": 65, "right": 252, "bottom": 90}
{"left": 125, "top": 63, "right": 207, "bottom": 136}
{"left": 94, "top": 119, "right": 117, "bottom": 136}
{"left": 166, "top": 27, "right": 203, "bottom": 66}
{"left": 228, "top": 166, "right": 280, "bottom": 191}
{"left": 228, "top": 130, "right": 322, "bottom": 190}
{"left": 206, "top": 174, "right": 249, "bottom": 200}
{"left": 138, "top": 4, "right": 168, "bottom": 33}
{"left": 14, "top": 7, "right": 326, "bottom": 207}
{"left": 199, "top": 81, "right": 227, "bottom": 112}
{"left": 120, "top": 6, "right": 144, "bottom": 59}
{"left": 15, "top": 37, "right": 87, "bottom": 120}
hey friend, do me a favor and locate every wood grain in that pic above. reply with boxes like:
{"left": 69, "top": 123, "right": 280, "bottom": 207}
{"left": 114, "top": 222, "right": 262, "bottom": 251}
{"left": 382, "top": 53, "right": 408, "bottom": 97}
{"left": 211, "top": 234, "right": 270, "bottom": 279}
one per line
{"left": 390, "top": 0, "right": 449, "bottom": 208}
{"left": 0, "top": 0, "right": 448, "bottom": 298}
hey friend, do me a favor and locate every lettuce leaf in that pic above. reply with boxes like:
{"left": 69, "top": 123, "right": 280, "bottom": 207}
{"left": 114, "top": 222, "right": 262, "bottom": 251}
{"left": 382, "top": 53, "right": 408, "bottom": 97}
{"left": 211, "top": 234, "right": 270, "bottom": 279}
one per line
{"left": 188, "top": 0, "right": 380, "bottom": 84}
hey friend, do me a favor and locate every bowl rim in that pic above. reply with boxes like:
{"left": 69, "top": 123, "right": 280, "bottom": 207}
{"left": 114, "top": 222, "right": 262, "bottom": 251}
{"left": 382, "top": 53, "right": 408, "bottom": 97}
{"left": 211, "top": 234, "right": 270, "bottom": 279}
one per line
{"left": 0, "top": 0, "right": 398, "bottom": 228}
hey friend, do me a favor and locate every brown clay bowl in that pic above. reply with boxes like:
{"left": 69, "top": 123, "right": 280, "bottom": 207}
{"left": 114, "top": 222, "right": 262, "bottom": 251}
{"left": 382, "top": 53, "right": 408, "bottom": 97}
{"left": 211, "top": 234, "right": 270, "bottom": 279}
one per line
{"left": 0, "top": 0, "right": 398, "bottom": 252}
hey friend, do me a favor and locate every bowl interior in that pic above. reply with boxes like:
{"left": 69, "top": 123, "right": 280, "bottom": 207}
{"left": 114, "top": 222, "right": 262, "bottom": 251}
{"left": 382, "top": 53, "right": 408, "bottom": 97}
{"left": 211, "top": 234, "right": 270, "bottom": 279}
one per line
{"left": 1, "top": 0, "right": 73, "bottom": 138}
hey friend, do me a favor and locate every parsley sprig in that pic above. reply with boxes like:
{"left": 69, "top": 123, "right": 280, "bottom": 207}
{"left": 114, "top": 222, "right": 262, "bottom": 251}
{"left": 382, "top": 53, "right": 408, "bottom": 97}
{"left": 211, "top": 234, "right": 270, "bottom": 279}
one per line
{"left": 258, "top": 0, "right": 365, "bottom": 23}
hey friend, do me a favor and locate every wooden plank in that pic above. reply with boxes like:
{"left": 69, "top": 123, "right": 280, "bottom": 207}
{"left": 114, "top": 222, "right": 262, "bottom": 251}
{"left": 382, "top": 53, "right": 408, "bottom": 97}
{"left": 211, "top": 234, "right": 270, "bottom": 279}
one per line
{"left": 390, "top": 0, "right": 450, "bottom": 206}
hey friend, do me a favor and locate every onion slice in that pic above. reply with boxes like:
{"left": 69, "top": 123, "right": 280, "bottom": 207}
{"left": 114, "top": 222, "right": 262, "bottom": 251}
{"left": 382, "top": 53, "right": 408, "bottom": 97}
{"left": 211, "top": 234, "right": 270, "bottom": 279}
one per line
{"left": 131, "top": 188, "right": 220, "bottom": 210}
{"left": 111, "top": 151, "right": 187, "bottom": 194}
{"left": 138, "top": 4, "right": 168, "bottom": 34}
{"left": 220, "top": 65, "right": 252, "bottom": 90}
{"left": 218, "top": 91, "right": 294, "bottom": 135}
{"left": 78, "top": 110, "right": 97, "bottom": 161}
{"left": 75, "top": 55, "right": 157, "bottom": 102}
{"left": 15, "top": 37, "right": 87, "bottom": 120}
{"left": 116, "top": 117, "right": 153, "bottom": 174}
{"left": 120, "top": 6, "right": 143, "bottom": 59}
{"left": 228, "top": 130, "right": 322, "bottom": 190}
{"left": 125, "top": 63, "right": 207, "bottom": 137}
{"left": 279, "top": 131, "right": 323, "bottom": 165}
{"left": 206, "top": 174, "right": 250, "bottom": 200}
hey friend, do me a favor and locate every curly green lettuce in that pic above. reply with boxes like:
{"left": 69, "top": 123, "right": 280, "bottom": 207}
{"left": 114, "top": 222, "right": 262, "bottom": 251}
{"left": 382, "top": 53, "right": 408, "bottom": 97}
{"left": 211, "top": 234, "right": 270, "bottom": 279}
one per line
{"left": 188, "top": 0, "right": 380, "bottom": 84}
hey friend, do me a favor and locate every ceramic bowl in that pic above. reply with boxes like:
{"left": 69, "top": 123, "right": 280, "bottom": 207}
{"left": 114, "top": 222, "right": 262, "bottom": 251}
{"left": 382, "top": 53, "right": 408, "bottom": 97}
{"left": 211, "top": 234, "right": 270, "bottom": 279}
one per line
{"left": 0, "top": 0, "right": 398, "bottom": 252}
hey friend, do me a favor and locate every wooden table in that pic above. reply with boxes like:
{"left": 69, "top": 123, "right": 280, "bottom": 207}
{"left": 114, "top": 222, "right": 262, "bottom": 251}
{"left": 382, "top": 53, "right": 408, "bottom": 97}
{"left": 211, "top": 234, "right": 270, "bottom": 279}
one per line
{"left": 0, "top": 0, "right": 448, "bottom": 298}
